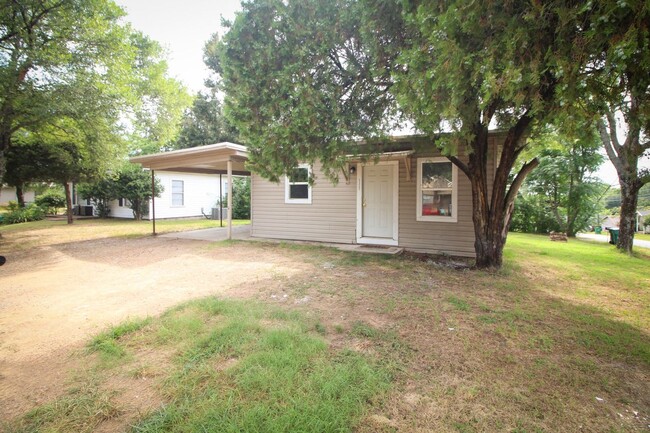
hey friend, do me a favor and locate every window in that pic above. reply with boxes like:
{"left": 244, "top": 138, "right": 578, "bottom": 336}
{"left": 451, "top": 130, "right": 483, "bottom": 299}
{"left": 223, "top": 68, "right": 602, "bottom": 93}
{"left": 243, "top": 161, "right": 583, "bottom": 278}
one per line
{"left": 118, "top": 198, "right": 127, "bottom": 207}
{"left": 285, "top": 164, "right": 312, "bottom": 204}
{"left": 172, "top": 180, "right": 184, "bottom": 206}
{"left": 416, "top": 157, "right": 458, "bottom": 222}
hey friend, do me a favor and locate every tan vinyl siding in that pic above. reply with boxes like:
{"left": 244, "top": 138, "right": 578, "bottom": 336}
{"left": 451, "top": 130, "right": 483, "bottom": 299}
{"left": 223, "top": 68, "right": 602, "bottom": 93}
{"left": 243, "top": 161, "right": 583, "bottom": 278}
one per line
{"left": 251, "top": 162, "right": 357, "bottom": 243}
{"left": 399, "top": 149, "right": 476, "bottom": 257}
{"left": 250, "top": 134, "right": 504, "bottom": 258}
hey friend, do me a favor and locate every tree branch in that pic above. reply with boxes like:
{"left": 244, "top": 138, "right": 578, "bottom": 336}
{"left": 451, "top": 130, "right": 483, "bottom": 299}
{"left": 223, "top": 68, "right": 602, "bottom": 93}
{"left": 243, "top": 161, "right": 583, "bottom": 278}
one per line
{"left": 448, "top": 155, "right": 469, "bottom": 178}
{"left": 504, "top": 158, "right": 539, "bottom": 212}
{"left": 597, "top": 117, "right": 624, "bottom": 175}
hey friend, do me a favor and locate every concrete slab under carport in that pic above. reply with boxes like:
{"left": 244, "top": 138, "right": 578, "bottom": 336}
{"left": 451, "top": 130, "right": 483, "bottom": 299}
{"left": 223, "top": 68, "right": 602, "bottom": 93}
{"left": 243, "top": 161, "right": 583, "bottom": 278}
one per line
{"left": 160, "top": 224, "right": 252, "bottom": 241}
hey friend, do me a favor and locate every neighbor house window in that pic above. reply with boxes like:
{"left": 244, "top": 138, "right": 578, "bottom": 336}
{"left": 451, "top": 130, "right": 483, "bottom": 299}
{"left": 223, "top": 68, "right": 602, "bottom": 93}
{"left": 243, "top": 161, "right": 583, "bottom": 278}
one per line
{"left": 416, "top": 157, "right": 458, "bottom": 222}
{"left": 118, "top": 198, "right": 129, "bottom": 207}
{"left": 172, "top": 180, "right": 184, "bottom": 206}
{"left": 285, "top": 164, "right": 312, "bottom": 204}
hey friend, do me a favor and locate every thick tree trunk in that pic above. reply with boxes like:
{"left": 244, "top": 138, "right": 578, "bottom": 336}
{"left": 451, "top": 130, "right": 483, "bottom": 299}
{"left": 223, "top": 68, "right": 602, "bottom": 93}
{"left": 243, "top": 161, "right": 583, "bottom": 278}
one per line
{"left": 452, "top": 117, "right": 537, "bottom": 270}
{"left": 15, "top": 184, "right": 25, "bottom": 208}
{"left": 618, "top": 177, "right": 639, "bottom": 254}
{"left": 63, "top": 182, "right": 73, "bottom": 225}
{"left": 597, "top": 115, "right": 646, "bottom": 255}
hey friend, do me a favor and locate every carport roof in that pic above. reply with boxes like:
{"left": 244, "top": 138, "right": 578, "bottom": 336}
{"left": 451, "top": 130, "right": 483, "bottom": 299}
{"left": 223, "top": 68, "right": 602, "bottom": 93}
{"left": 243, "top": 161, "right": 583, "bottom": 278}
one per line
{"left": 129, "top": 142, "right": 250, "bottom": 175}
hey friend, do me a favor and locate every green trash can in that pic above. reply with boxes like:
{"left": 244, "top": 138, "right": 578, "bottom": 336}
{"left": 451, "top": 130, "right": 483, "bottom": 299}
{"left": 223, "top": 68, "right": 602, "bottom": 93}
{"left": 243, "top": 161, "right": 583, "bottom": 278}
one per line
{"left": 594, "top": 226, "right": 602, "bottom": 234}
{"left": 609, "top": 228, "right": 619, "bottom": 245}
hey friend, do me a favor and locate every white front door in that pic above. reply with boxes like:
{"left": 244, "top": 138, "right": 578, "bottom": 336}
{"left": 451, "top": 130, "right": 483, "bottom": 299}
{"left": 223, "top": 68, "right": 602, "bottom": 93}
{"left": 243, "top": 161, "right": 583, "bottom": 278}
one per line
{"left": 358, "top": 162, "right": 398, "bottom": 245}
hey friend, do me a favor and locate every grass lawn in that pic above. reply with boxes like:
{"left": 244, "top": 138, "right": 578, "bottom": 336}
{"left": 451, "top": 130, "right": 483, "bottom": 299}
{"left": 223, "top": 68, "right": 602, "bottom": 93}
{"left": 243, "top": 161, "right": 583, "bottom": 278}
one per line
{"left": 635, "top": 233, "right": 650, "bottom": 241}
{"left": 0, "top": 218, "right": 250, "bottom": 252}
{"left": 3, "top": 232, "right": 649, "bottom": 432}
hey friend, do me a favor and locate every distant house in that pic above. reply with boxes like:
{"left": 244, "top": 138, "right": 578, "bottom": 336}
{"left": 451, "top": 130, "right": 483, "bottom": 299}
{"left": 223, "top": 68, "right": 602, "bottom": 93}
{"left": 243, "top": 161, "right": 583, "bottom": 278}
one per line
{"left": 600, "top": 216, "right": 620, "bottom": 230}
{"left": 0, "top": 185, "right": 35, "bottom": 205}
{"left": 637, "top": 209, "right": 650, "bottom": 232}
{"left": 76, "top": 171, "right": 233, "bottom": 220}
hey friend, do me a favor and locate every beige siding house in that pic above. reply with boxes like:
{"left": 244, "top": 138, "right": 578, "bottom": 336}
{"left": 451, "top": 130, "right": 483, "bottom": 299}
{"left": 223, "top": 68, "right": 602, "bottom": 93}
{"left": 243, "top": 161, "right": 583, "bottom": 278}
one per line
{"left": 251, "top": 134, "right": 503, "bottom": 257}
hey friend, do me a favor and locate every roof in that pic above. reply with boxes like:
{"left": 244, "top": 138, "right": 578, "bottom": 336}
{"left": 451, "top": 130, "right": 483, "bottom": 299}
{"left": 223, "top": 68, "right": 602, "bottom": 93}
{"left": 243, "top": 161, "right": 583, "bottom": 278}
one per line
{"left": 129, "top": 142, "right": 250, "bottom": 175}
{"left": 638, "top": 209, "right": 650, "bottom": 217}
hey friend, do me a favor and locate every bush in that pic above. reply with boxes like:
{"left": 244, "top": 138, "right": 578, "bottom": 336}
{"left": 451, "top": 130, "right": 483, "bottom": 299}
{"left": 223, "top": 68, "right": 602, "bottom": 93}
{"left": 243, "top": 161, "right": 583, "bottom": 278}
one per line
{"left": 35, "top": 189, "right": 66, "bottom": 214}
{"left": 3, "top": 203, "right": 46, "bottom": 224}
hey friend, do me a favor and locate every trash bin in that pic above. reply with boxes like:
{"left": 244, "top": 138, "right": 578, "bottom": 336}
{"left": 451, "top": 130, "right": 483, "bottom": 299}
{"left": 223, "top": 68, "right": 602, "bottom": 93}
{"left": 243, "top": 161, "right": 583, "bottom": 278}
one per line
{"left": 608, "top": 228, "right": 619, "bottom": 245}
{"left": 594, "top": 226, "right": 602, "bottom": 234}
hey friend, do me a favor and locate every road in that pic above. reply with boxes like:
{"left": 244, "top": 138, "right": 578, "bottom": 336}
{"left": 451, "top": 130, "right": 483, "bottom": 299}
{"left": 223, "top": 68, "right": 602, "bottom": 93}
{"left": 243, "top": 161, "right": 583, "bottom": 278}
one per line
{"left": 576, "top": 232, "right": 650, "bottom": 249}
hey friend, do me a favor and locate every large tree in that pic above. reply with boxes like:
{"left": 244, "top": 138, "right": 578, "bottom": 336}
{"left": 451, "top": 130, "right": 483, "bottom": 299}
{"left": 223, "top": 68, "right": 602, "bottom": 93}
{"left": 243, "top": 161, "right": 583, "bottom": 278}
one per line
{"left": 582, "top": 0, "right": 650, "bottom": 254}
{"left": 174, "top": 91, "right": 238, "bottom": 149}
{"left": 214, "top": 0, "right": 596, "bottom": 268}
{"left": 0, "top": 0, "right": 132, "bottom": 181}
{"left": 126, "top": 32, "right": 192, "bottom": 155}
{"left": 522, "top": 130, "right": 605, "bottom": 237}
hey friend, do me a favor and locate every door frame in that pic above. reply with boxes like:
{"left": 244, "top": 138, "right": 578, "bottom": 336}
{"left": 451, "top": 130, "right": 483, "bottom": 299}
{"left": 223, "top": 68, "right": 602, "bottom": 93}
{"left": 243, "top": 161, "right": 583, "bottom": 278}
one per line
{"left": 356, "top": 160, "right": 399, "bottom": 246}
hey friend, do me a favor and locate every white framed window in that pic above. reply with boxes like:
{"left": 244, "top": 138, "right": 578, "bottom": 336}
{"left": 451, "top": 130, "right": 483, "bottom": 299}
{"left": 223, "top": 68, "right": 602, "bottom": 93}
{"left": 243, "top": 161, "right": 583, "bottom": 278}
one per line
{"left": 416, "top": 157, "right": 458, "bottom": 222}
{"left": 172, "top": 180, "right": 184, "bottom": 206}
{"left": 118, "top": 198, "right": 130, "bottom": 207}
{"left": 285, "top": 164, "right": 312, "bottom": 204}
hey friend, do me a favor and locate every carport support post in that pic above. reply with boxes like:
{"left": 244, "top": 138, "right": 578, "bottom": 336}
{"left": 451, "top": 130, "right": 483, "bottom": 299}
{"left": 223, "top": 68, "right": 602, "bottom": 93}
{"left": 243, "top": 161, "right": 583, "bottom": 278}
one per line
{"left": 227, "top": 159, "right": 233, "bottom": 239}
{"left": 151, "top": 169, "right": 156, "bottom": 236}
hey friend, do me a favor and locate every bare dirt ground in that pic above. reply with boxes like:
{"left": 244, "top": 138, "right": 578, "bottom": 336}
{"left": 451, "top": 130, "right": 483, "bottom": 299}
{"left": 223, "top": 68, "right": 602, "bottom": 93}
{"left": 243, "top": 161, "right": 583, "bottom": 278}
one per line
{"left": 0, "top": 236, "right": 307, "bottom": 419}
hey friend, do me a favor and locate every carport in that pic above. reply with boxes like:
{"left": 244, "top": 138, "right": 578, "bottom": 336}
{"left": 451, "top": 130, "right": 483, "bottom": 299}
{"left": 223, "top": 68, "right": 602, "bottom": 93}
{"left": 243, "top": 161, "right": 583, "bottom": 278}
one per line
{"left": 130, "top": 142, "right": 250, "bottom": 239}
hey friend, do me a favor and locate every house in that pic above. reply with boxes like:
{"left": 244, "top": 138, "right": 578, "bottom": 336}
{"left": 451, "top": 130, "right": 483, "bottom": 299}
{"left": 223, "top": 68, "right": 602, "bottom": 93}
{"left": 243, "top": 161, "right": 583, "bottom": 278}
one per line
{"left": 75, "top": 171, "right": 234, "bottom": 220}
{"left": 637, "top": 209, "right": 650, "bottom": 233}
{"left": 600, "top": 216, "right": 620, "bottom": 230}
{"left": 251, "top": 134, "right": 504, "bottom": 257}
{"left": 108, "top": 171, "right": 232, "bottom": 220}
{"left": 0, "top": 185, "right": 35, "bottom": 205}
{"left": 131, "top": 136, "right": 504, "bottom": 257}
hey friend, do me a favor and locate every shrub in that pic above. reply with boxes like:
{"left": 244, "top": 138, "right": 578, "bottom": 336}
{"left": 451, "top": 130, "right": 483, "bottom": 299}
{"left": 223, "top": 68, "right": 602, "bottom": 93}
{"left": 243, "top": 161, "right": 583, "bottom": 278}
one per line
{"left": 35, "top": 189, "right": 66, "bottom": 214}
{"left": 3, "top": 203, "right": 46, "bottom": 224}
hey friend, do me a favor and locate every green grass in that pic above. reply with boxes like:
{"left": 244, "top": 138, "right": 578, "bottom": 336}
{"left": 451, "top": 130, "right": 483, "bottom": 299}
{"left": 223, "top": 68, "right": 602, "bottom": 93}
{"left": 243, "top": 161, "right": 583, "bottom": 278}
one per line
{"left": 4, "top": 231, "right": 650, "bottom": 433}
{"left": 7, "top": 299, "right": 391, "bottom": 433}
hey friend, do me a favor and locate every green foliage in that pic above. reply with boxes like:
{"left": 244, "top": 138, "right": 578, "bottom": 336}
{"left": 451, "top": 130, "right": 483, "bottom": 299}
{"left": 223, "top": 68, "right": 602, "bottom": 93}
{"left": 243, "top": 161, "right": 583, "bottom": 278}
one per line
{"left": 77, "top": 176, "right": 118, "bottom": 218}
{"left": 510, "top": 193, "right": 562, "bottom": 235}
{"left": 231, "top": 177, "right": 251, "bottom": 219}
{"left": 515, "top": 128, "right": 606, "bottom": 236}
{"left": 174, "top": 91, "right": 238, "bottom": 149}
{"left": 34, "top": 189, "right": 66, "bottom": 214}
{"left": 0, "top": 0, "right": 131, "bottom": 180}
{"left": 89, "top": 317, "right": 151, "bottom": 363}
{"left": 643, "top": 215, "right": 650, "bottom": 228}
{"left": 126, "top": 32, "right": 193, "bottom": 155}
{"left": 213, "top": 0, "right": 394, "bottom": 182}
{"left": 114, "top": 164, "right": 163, "bottom": 220}
{"left": 2, "top": 203, "right": 46, "bottom": 225}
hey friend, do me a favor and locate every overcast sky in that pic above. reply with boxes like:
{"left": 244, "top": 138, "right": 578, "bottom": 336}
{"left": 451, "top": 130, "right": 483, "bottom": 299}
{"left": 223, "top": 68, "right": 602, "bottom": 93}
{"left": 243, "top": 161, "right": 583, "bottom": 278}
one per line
{"left": 115, "top": 0, "right": 639, "bottom": 186}
{"left": 115, "top": 0, "right": 242, "bottom": 93}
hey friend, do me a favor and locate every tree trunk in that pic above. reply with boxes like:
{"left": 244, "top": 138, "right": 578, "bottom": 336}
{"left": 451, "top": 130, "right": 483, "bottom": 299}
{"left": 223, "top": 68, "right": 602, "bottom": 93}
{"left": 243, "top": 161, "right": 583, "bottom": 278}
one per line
{"left": 63, "top": 182, "right": 73, "bottom": 225}
{"left": 618, "top": 176, "right": 639, "bottom": 254}
{"left": 451, "top": 117, "right": 537, "bottom": 270}
{"left": 596, "top": 116, "right": 646, "bottom": 255}
{"left": 15, "top": 184, "right": 25, "bottom": 208}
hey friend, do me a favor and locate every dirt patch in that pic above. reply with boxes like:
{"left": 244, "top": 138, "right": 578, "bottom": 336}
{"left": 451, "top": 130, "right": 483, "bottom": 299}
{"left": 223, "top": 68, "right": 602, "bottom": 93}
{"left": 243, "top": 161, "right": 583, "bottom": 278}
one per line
{"left": 0, "top": 236, "right": 307, "bottom": 420}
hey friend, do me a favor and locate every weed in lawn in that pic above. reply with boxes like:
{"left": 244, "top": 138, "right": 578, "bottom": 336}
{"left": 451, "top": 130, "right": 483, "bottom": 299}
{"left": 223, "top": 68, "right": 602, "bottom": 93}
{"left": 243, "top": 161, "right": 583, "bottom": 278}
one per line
{"left": 88, "top": 317, "right": 151, "bottom": 364}
{"left": 5, "top": 381, "right": 120, "bottom": 433}
{"left": 446, "top": 295, "right": 470, "bottom": 311}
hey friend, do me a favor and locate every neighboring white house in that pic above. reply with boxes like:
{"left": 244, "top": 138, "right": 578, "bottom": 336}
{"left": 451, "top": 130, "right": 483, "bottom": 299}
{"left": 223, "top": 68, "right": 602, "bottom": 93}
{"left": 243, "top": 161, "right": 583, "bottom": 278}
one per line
{"left": 111, "top": 171, "right": 231, "bottom": 220}
{"left": 77, "top": 171, "right": 234, "bottom": 220}
{"left": 0, "top": 185, "right": 36, "bottom": 205}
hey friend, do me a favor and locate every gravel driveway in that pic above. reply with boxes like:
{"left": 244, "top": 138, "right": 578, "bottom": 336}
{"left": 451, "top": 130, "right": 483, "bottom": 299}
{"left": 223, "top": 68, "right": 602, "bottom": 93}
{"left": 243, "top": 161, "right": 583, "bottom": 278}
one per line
{"left": 0, "top": 235, "right": 304, "bottom": 419}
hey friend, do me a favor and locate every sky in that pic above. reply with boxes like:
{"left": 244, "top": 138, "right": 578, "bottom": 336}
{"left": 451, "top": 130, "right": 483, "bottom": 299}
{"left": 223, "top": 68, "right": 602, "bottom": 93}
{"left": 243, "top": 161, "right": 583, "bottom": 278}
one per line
{"left": 115, "top": 0, "right": 641, "bottom": 187}
{"left": 115, "top": 0, "right": 242, "bottom": 93}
